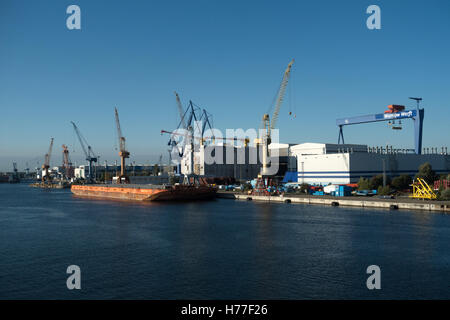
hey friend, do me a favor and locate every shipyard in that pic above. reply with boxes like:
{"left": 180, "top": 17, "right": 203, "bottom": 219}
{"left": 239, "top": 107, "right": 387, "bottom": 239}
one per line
{"left": 3, "top": 59, "right": 448, "bottom": 209}
{"left": 2, "top": 0, "right": 450, "bottom": 304}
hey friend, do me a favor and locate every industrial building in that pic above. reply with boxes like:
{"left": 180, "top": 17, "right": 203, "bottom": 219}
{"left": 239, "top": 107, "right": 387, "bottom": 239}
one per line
{"left": 180, "top": 144, "right": 262, "bottom": 181}
{"left": 177, "top": 140, "right": 450, "bottom": 185}
{"left": 288, "top": 143, "right": 450, "bottom": 185}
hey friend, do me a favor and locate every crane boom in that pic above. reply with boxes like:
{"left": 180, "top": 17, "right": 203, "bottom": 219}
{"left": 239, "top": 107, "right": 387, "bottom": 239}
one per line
{"left": 270, "top": 59, "right": 294, "bottom": 131}
{"left": 71, "top": 121, "right": 98, "bottom": 181}
{"left": 174, "top": 92, "right": 187, "bottom": 129}
{"left": 45, "top": 138, "right": 54, "bottom": 167}
{"left": 115, "top": 107, "right": 127, "bottom": 152}
{"left": 71, "top": 121, "right": 88, "bottom": 158}
{"left": 161, "top": 129, "right": 249, "bottom": 146}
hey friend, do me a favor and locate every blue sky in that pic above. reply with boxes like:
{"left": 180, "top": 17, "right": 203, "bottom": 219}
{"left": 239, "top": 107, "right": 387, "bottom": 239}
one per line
{"left": 1, "top": 0, "right": 449, "bottom": 171}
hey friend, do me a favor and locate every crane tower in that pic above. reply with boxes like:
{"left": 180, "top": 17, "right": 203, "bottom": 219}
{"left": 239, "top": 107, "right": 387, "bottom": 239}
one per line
{"left": 42, "top": 138, "right": 54, "bottom": 182}
{"left": 114, "top": 108, "right": 130, "bottom": 183}
{"left": 258, "top": 59, "right": 294, "bottom": 176}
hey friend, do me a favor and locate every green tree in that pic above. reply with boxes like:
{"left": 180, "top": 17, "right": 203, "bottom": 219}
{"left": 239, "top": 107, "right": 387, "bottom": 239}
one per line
{"left": 415, "top": 162, "right": 436, "bottom": 184}
{"left": 391, "top": 174, "right": 412, "bottom": 190}
{"left": 358, "top": 177, "right": 370, "bottom": 190}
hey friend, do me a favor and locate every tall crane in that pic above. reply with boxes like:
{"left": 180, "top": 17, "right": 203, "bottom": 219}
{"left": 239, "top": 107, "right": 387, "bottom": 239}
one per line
{"left": 267, "top": 59, "right": 295, "bottom": 138}
{"left": 62, "top": 145, "right": 73, "bottom": 179}
{"left": 114, "top": 107, "right": 130, "bottom": 183}
{"left": 256, "top": 59, "right": 294, "bottom": 176}
{"left": 167, "top": 99, "right": 201, "bottom": 160}
{"left": 42, "top": 138, "right": 54, "bottom": 182}
{"left": 174, "top": 91, "right": 187, "bottom": 129}
{"left": 71, "top": 121, "right": 98, "bottom": 181}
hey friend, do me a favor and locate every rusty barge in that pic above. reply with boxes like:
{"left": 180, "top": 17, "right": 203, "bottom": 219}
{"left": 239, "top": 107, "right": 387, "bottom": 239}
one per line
{"left": 71, "top": 184, "right": 217, "bottom": 201}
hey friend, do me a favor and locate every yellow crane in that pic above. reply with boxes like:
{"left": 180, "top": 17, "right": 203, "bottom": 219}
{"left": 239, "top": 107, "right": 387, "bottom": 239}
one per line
{"left": 410, "top": 178, "right": 437, "bottom": 200}
{"left": 114, "top": 108, "right": 130, "bottom": 183}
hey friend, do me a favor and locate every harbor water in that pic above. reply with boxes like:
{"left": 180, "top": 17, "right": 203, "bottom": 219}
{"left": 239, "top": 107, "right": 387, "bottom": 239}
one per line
{"left": 1, "top": 183, "right": 449, "bottom": 299}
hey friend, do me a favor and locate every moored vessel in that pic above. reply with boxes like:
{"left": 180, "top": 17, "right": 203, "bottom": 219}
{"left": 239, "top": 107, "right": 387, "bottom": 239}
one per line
{"left": 71, "top": 184, "right": 217, "bottom": 201}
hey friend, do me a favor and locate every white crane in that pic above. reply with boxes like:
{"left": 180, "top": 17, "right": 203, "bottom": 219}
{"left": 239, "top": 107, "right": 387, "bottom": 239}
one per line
{"left": 258, "top": 59, "right": 294, "bottom": 176}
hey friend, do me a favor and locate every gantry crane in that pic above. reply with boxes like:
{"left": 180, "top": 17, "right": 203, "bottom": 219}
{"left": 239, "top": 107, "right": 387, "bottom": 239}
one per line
{"left": 336, "top": 98, "right": 425, "bottom": 154}
{"left": 114, "top": 107, "right": 130, "bottom": 183}
{"left": 167, "top": 99, "right": 214, "bottom": 160}
{"left": 256, "top": 59, "right": 294, "bottom": 176}
{"left": 42, "top": 138, "right": 54, "bottom": 182}
{"left": 71, "top": 121, "right": 98, "bottom": 182}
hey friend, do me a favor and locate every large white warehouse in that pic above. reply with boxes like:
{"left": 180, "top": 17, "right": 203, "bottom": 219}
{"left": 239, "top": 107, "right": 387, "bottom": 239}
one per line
{"left": 289, "top": 143, "right": 450, "bottom": 185}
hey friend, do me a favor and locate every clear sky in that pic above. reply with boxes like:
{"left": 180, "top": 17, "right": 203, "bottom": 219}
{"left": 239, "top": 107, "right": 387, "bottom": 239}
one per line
{"left": 1, "top": 0, "right": 449, "bottom": 171}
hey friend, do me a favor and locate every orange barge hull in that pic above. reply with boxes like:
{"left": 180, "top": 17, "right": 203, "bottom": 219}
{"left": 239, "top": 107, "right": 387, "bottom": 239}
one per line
{"left": 71, "top": 184, "right": 217, "bottom": 201}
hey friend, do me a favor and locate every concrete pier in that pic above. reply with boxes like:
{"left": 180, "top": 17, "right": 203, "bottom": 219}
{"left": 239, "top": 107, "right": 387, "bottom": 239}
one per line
{"left": 217, "top": 192, "right": 450, "bottom": 212}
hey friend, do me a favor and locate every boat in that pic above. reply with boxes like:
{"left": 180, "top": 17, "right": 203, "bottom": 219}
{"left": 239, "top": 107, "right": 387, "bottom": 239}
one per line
{"left": 71, "top": 184, "right": 217, "bottom": 201}
{"left": 30, "top": 181, "right": 71, "bottom": 189}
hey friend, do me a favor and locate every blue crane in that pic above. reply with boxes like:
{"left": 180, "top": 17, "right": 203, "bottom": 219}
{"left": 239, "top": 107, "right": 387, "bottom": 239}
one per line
{"left": 336, "top": 98, "right": 424, "bottom": 154}
{"left": 71, "top": 121, "right": 98, "bottom": 181}
{"left": 167, "top": 98, "right": 213, "bottom": 158}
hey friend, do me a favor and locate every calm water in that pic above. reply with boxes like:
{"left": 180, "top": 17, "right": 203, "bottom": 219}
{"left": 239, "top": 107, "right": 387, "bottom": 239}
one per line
{"left": 0, "top": 183, "right": 449, "bottom": 299}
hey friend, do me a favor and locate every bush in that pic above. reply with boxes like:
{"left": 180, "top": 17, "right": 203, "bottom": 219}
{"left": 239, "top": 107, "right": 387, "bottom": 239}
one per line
{"left": 369, "top": 174, "right": 390, "bottom": 190}
{"left": 243, "top": 183, "right": 253, "bottom": 192}
{"left": 415, "top": 162, "right": 436, "bottom": 184}
{"left": 391, "top": 174, "right": 412, "bottom": 190}
{"left": 440, "top": 189, "right": 450, "bottom": 200}
{"left": 370, "top": 175, "right": 383, "bottom": 190}
{"left": 377, "top": 185, "right": 391, "bottom": 195}
{"left": 358, "top": 177, "right": 370, "bottom": 190}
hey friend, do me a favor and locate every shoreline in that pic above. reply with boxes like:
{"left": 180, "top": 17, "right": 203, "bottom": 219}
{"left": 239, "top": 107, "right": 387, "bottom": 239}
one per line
{"left": 217, "top": 191, "right": 450, "bottom": 212}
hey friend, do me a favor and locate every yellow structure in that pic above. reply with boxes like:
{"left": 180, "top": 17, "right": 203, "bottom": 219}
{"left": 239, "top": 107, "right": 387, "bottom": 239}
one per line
{"left": 410, "top": 178, "right": 437, "bottom": 200}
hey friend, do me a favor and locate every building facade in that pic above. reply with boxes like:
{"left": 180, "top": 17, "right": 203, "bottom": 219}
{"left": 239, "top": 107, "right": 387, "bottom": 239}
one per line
{"left": 290, "top": 143, "right": 450, "bottom": 185}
